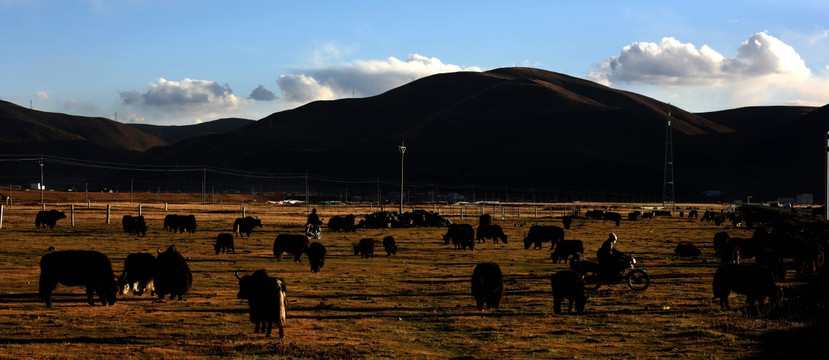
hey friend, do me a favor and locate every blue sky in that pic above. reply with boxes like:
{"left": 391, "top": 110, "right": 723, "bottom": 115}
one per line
{"left": 2, "top": 0, "right": 828, "bottom": 125}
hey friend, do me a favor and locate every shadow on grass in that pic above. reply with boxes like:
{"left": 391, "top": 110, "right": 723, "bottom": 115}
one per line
{"left": 0, "top": 292, "right": 159, "bottom": 304}
{"left": 0, "top": 335, "right": 149, "bottom": 345}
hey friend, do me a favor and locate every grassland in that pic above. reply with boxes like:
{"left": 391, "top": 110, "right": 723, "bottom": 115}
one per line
{"left": 0, "top": 192, "right": 824, "bottom": 359}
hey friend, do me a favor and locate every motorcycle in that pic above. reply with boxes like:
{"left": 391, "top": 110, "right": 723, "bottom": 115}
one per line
{"left": 305, "top": 223, "right": 322, "bottom": 239}
{"left": 570, "top": 254, "right": 650, "bottom": 291}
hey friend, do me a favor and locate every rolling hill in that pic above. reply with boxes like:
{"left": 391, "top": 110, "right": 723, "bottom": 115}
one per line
{"left": 128, "top": 118, "right": 254, "bottom": 145}
{"left": 0, "top": 100, "right": 166, "bottom": 158}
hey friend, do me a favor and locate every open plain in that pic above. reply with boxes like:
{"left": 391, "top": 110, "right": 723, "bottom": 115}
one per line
{"left": 0, "top": 191, "right": 825, "bottom": 359}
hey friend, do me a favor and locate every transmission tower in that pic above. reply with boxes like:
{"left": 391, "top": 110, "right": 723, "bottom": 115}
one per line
{"left": 662, "top": 109, "right": 675, "bottom": 206}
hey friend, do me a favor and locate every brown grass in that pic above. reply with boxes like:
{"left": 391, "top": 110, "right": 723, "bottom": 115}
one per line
{"left": 0, "top": 192, "right": 816, "bottom": 359}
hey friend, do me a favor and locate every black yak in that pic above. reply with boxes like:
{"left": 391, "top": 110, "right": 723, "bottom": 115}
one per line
{"left": 236, "top": 270, "right": 287, "bottom": 338}
{"left": 154, "top": 245, "right": 193, "bottom": 300}
{"left": 273, "top": 234, "right": 310, "bottom": 262}
{"left": 550, "top": 269, "right": 587, "bottom": 314}
{"left": 39, "top": 250, "right": 118, "bottom": 306}
{"left": 35, "top": 210, "right": 66, "bottom": 230}
{"left": 471, "top": 262, "right": 504, "bottom": 311}
{"left": 234, "top": 216, "right": 263, "bottom": 238}
{"left": 118, "top": 252, "right": 156, "bottom": 296}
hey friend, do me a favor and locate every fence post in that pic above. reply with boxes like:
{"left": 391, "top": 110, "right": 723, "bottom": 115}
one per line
{"left": 70, "top": 204, "right": 75, "bottom": 227}
{"left": 460, "top": 206, "right": 464, "bottom": 221}
{"left": 518, "top": 207, "right": 521, "bottom": 218}
{"left": 87, "top": 200, "right": 91, "bottom": 209}
{"left": 138, "top": 204, "right": 142, "bottom": 216}
{"left": 41, "top": 203, "right": 45, "bottom": 211}
{"left": 242, "top": 206, "right": 246, "bottom": 218}
{"left": 164, "top": 202, "right": 168, "bottom": 212}
{"left": 0, "top": 204, "right": 4, "bottom": 229}
{"left": 106, "top": 204, "right": 110, "bottom": 224}
{"left": 501, "top": 206, "right": 505, "bottom": 220}
{"left": 535, "top": 206, "right": 538, "bottom": 218}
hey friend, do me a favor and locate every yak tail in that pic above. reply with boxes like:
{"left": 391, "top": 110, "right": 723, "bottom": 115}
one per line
{"left": 277, "top": 279, "right": 287, "bottom": 326}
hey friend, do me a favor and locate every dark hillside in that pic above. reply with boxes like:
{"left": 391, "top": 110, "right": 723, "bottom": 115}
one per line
{"left": 128, "top": 117, "right": 254, "bottom": 144}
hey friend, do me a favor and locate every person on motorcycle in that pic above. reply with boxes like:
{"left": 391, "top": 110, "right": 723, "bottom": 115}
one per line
{"left": 596, "top": 233, "right": 628, "bottom": 277}
{"left": 306, "top": 208, "right": 322, "bottom": 227}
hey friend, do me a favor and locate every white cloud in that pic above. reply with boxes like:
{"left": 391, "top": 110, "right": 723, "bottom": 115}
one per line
{"left": 588, "top": 32, "right": 828, "bottom": 109}
{"left": 277, "top": 53, "right": 483, "bottom": 105}
{"left": 36, "top": 91, "right": 51, "bottom": 101}
{"left": 119, "top": 78, "right": 241, "bottom": 121}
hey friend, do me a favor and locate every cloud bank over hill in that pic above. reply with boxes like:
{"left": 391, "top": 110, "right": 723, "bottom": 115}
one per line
{"left": 588, "top": 32, "right": 829, "bottom": 109}
{"left": 119, "top": 78, "right": 241, "bottom": 123}
{"left": 277, "top": 54, "right": 483, "bottom": 104}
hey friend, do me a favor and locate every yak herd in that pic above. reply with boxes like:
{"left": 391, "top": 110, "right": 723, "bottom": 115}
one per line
{"left": 29, "top": 205, "right": 829, "bottom": 339}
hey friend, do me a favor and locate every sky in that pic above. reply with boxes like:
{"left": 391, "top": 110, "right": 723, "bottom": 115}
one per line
{"left": 2, "top": 0, "right": 828, "bottom": 125}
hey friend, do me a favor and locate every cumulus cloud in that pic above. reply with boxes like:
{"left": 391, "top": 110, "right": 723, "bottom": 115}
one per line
{"left": 277, "top": 54, "right": 483, "bottom": 104}
{"left": 248, "top": 84, "right": 277, "bottom": 101}
{"left": 120, "top": 78, "right": 239, "bottom": 108}
{"left": 588, "top": 32, "right": 828, "bottom": 109}
{"left": 119, "top": 78, "right": 241, "bottom": 121}
{"left": 36, "top": 91, "right": 51, "bottom": 101}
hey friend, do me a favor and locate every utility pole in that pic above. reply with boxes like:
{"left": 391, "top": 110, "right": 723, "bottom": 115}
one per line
{"left": 662, "top": 109, "right": 676, "bottom": 206}
{"left": 39, "top": 157, "right": 44, "bottom": 205}
{"left": 398, "top": 140, "right": 407, "bottom": 214}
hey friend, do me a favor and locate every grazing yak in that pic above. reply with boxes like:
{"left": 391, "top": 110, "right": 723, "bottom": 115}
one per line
{"left": 550, "top": 269, "right": 587, "bottom": 314}
{"left": 236, "top": 270, "right": 287, "bottom": 338}
{"left": 121, "top": 215, "right": 147, "bottom": 236}
{"left": 550, "top": 240, "right": 584, "bottom": 263}
{"left": 713, "top": 264, "right": 782, "bottom": 311}
{"left": 39, "top": 250, "right": 119, "bottom": 306}
{"left": 674, "top": 242, "right": 702, "bottom": 257}
{"left": 215, "top": 233, "right": 236, "bottom": 254}
{"left": 641, "top": 212, "right": 654, "bottom": 220}
{"left": 471, "top": 262, "right": 504, "bottom": 311}
{"left": 273, "top": 234, "right": 310, "bottom": 262}
{"left": 163, "top": 214, "right": 197, "bottom": 233}
{"left": 118, "top": 252, "right": 157, "bottom": 296}
{"left": 328, "top": 214, "right": 357, "bottom": 232}
{"left": 154, "top": 245, "right": 193, "bottom": 301}
{"left": 234, "top": 216, "right": 263, "bottom": 238}
{"left": 383, "top": 236, "right": 398, "bottom": 255}
{"left": 35, "top": 210, "right": 66, "bottom": 230}
{"left": 307, "top": 242, "right": 326, "bottom": 273}
{"left": 603, "top": 212, "right": 622, "bottom": 226}
{"left": 628, "top": 211, "right": 641, "bottom": 221}
{"left": 353, "top": 238, "right": 375, "bottom": 259}
{"left": 523, "top": 225, "right": 564, "bottom": 250}
{"left": 561, "top": 216, "right": 573, "bottom": 230}
{"left": 444, "top": 224, "right": 475, "bottom": 250}
{"left": 476, "top": 224, "right": 508, "bottom": 244}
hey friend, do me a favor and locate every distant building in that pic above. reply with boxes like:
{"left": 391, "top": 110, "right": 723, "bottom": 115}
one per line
{"left": 30, "top": 183, "right": 45, "bottom": 190}
{"left": 796, "top": 194, "right": 813, "bottom": 204}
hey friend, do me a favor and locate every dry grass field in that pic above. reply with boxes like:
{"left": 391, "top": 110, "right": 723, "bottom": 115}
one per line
{"left": 0, "top": 191, "right": 826, "bottom": 359}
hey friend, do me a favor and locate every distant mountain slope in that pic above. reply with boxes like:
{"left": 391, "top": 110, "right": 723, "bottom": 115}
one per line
{"left": 128, "top": 118, "right": 254, "bottom": 144}
{"left": 0, "top": 100, "right": 166, "bottom": 158}
{"left": 137, "top": 68, "right": 745, "bottom": 199}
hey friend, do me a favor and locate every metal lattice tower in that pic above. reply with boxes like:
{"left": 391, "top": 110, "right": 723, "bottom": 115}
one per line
{"left": 662, "top": 110, "right": 675, "bottom": 205}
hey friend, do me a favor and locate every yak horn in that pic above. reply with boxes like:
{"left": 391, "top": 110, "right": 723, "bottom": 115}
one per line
{"left": 157, "top": 247, "right": 161, "bottom": 255}
{"left": 234, "top": 270, "right": 241, "bottom": 280}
